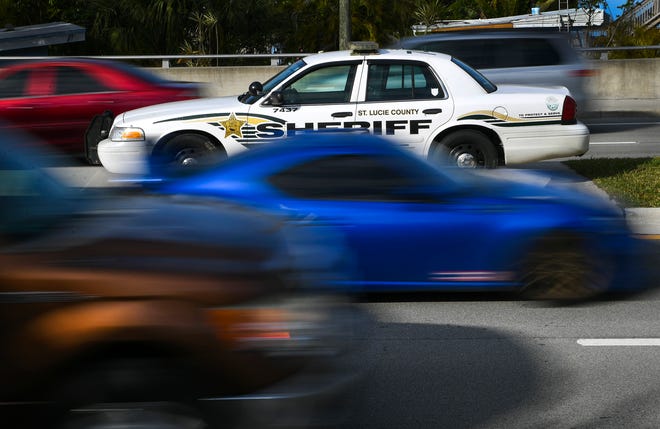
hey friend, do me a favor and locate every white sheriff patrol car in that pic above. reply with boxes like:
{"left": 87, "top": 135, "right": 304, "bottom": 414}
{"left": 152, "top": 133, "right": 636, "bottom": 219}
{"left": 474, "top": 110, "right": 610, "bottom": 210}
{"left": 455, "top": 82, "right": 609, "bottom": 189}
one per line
{"left": 97, "top": 42, "right": 589, "bottom": 174}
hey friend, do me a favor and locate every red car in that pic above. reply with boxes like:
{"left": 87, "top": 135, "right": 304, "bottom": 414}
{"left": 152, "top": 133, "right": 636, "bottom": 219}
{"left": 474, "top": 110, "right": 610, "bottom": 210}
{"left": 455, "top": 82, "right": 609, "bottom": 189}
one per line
{"left": 0, "top": 58, "right": 203, "bottom": 163}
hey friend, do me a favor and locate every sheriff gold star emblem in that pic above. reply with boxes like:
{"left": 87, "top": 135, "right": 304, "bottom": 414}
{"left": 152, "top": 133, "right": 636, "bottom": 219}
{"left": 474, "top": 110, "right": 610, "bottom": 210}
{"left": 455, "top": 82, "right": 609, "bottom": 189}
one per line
{"left": 220, "top": 113, "right": 246, "bottom": 138}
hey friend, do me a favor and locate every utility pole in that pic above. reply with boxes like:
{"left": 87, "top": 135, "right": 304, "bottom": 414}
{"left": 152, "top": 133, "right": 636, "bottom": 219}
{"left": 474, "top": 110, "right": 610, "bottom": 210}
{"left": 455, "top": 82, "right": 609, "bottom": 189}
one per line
{"left": 339, "top": 0, "right": 351, "bottom": 50}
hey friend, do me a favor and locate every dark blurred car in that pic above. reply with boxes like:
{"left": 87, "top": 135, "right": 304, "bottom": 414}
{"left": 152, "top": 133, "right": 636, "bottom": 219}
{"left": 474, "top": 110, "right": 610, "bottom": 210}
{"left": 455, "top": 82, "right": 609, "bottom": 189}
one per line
{"left": 152, "top": 132, "right": 647, "bottom": 300}
{"left": 0, "top": 58, "right": 203, "bottom": 163}
{"left": 391, "top": 30, "right": 595, "bottom": 112}
{"left": 0, "top": 129, "right": 359, "bottom": 428}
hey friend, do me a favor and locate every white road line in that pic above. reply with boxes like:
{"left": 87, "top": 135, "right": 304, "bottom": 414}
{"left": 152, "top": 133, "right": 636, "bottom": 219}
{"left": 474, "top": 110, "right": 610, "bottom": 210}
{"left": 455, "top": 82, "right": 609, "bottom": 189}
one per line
{"left": 590, "top": 141, "right": 638, "bottom": 145}
{"left": 578, "top": 338, "right": 660, "bottom": 346}
{"left": 589, "top": 122, "right": 660, "bottom": 126}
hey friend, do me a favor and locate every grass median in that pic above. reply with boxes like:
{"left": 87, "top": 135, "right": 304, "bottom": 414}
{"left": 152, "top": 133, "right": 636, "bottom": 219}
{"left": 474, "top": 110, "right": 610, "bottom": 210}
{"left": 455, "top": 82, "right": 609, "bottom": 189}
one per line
{"left": 563, "top": 157, "right": 660, "bottom": 208}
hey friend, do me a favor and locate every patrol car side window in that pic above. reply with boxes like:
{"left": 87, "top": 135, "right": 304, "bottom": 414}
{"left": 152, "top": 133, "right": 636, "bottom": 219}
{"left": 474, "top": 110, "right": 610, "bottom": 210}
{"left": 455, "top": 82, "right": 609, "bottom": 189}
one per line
{"left": 280, "top": 64, "right": 357, "bottom": 105}
{"left": 366, "top": 62, "right": 444, "bottom": 102}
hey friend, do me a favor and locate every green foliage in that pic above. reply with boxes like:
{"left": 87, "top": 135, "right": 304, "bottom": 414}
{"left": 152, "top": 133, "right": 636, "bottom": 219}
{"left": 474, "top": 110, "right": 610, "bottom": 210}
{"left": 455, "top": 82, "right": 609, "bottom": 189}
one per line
{"left": 414, "top": 0, "right": 446, "bottom": 31}
{"left": 608, "top": 27, "right": 660, "bottom": 58}
{"left": 589, "top": 0, "right": 660, "bottom": 58}
{"left": 0, "top": 0, "right": 421, "bottom": 56}
{"left": 564, "top": 158, "right": 660, "bottom": 207}
{"left": 472, "top": 0, "right": 530, "bottom": 19}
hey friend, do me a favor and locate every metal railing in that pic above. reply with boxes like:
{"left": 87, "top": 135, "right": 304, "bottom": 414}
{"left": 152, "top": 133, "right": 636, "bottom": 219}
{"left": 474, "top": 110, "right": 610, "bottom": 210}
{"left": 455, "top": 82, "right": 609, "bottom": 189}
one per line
{"left": 577, "top": 45, "right": 660, "bottom": 53}
{"left": 625, "top": 0, "right": 660, "bottom": 28}
{"left": 1, "top": 46, "right": 659, "bottom": 67}
{"left": 0, "top": 53, "right": 311, "bottom": 68}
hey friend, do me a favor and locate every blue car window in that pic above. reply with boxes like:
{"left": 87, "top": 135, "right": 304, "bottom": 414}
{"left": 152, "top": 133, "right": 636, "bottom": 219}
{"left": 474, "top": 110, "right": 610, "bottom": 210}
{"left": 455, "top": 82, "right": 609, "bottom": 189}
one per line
{"left": 268, "top": 154, "right": 442, "bottom": 202}
{"left": 0, "top": 143, "right": 77, "bottom": 240}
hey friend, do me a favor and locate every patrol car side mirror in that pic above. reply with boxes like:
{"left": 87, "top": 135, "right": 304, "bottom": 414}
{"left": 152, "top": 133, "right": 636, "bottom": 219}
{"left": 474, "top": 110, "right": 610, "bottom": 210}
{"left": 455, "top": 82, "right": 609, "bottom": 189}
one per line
{"left": 248, "top": 81, "right": 263, "bottom": 96}
{"left": 269, "top": 91, "right": 284, "bottom": 106}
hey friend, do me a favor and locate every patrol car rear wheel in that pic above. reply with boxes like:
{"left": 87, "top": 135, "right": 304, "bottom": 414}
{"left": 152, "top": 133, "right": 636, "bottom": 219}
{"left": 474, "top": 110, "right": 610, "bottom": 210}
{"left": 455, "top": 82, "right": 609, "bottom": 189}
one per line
{"left": 435, "top": 130, "right": 497, "bottom": 169}
{"left": 161, "top": 134, "right": 226, "bottom": 169}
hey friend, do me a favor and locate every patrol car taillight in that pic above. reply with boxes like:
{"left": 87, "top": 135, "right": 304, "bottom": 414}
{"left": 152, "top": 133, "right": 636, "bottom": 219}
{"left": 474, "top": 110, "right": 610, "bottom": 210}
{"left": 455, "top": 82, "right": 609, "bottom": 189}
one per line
{"left": 561, "top": 96, "right": 577, "bottom": 125}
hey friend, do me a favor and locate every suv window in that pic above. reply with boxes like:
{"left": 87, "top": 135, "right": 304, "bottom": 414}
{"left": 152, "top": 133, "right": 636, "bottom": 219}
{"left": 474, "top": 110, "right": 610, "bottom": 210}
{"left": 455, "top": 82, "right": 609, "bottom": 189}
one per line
{"left": 415, "top": 38, "right": 561, "bottom": 69}
{"left": 366, "top": 61, "right": 445, "bottom": 101}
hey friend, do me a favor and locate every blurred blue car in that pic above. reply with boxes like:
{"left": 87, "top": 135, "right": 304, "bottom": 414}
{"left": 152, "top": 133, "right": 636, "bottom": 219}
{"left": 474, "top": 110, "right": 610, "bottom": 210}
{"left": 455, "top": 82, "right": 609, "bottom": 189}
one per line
{"left": 153, "top": 132, "right": 645, "bottom": 300}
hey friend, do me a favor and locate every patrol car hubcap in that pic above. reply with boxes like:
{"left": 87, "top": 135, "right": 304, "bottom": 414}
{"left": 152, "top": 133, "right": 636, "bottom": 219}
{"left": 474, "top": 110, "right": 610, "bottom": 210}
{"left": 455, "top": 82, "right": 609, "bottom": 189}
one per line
{"left": 180, "top": 157, "right": 198, "bottom": 166}
{"left": 175, "top": 149, "right": 199, "bottom": 166}
{"left": 456, "top": 153, "right": 477, "bottom": 168}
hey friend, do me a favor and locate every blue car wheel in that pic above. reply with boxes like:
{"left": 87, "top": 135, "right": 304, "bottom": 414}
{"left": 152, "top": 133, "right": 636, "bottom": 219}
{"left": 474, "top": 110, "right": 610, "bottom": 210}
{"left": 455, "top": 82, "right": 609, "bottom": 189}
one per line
{"left": 518, "top": 233, "right": 613, "bottom": 300}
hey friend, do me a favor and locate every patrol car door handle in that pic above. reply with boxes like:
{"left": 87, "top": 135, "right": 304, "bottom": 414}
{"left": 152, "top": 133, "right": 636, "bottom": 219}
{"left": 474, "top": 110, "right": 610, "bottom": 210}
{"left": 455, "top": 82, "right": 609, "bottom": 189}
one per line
{"left": 423, "top": 108, "right": 443, "bottom": 114}
{"left": 331, "top": 112, "right": 353, "bottom": 118}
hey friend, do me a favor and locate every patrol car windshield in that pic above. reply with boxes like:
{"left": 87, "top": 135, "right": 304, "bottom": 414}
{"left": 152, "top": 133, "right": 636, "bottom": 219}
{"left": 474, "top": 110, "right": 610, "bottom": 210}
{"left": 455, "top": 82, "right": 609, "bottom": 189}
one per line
{"left": 239, "top": 59, "right": 307, "bottom": 104}
{"left": 451, "top": 57, "right": 497, "bottom": 93}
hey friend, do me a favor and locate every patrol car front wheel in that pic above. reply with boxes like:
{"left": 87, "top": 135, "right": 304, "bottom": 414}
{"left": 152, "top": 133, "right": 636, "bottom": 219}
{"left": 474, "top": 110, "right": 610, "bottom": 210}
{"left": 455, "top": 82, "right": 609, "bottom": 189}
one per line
{"left": 434, "top": 130, "right": 497, "bottom": 169}
{"left": 160, "top": 134, "right": 226, "bottom": 169}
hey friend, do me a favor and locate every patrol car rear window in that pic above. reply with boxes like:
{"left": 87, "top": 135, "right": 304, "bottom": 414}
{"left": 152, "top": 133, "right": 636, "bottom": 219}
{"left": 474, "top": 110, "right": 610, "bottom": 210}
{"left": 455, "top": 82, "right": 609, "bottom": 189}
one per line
{"left": 451, "top": 57, "right": 497, "bottom": 93}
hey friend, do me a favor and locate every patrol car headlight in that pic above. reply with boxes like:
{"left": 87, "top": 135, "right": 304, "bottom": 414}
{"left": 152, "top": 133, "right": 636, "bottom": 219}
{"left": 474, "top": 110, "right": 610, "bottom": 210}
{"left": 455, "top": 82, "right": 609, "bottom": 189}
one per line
{"left": 110, "top": 126, "right": 145, "bottom": 141}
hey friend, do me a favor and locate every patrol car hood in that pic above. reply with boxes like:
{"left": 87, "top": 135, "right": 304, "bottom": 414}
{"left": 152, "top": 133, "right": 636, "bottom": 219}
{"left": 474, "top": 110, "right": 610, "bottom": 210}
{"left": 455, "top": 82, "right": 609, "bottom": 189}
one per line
{"left": 118, "top": 95, "right": 242, "bottom": 124}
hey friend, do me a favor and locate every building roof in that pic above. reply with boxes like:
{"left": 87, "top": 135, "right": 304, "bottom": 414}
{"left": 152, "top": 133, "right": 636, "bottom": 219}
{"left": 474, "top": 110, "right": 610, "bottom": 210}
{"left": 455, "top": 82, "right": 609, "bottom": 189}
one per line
{"left": 0, "top": 22, "right": 85, "bottom": 53}
{"left": 412, "top": 8, "right": 605, "bottom": 35}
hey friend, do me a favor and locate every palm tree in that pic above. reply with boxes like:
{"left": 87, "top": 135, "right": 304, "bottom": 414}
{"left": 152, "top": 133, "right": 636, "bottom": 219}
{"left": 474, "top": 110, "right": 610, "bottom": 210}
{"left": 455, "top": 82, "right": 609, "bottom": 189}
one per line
{"left": 414, "top": 0, "right": 446, "bottom": 34}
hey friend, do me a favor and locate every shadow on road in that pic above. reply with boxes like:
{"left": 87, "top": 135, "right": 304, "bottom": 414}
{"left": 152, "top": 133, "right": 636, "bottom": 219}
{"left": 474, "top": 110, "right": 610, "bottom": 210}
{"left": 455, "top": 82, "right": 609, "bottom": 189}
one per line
{"left": 583, "top": 111, "right": 660, "bottom": 134}
{"left": 343, "top": 322, "right": 565, "bottom": 429}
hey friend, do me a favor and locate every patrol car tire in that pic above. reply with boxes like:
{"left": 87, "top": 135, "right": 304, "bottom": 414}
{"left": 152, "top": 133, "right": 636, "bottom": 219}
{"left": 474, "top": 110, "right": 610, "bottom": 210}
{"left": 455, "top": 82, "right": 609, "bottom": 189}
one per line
{"left": 160, "top": 134, "right": 226, "bottom": 169}
{"left": 435, "top": 130, "right": 497, "bottom": 169}
{"left": 518, "top": 233, "right": 612, "bottom": 301}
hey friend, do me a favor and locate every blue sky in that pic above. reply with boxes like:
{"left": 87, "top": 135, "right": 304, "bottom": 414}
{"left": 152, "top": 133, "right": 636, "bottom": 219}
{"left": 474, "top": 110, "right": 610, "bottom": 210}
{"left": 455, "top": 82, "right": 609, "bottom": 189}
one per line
{"left": 604, "top": 0, "right": 627, "bottom": 19}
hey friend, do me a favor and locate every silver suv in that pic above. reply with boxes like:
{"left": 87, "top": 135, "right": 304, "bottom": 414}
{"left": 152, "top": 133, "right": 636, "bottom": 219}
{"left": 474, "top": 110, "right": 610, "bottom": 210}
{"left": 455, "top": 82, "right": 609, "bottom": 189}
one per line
{"left": 392, "top": 31, "right": 594, "bottom": 112}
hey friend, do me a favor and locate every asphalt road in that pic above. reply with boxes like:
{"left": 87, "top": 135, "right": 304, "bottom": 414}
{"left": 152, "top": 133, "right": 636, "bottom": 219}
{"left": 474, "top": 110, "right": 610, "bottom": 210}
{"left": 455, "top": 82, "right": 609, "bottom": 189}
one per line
{"left": 343, "top": 260, "right": 660, "bottom": 429}
{"left": 581, "top": 114, "right": 660, "bottom": 159}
